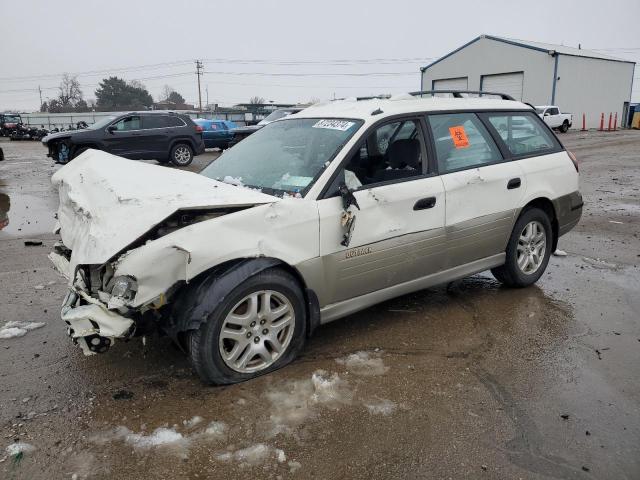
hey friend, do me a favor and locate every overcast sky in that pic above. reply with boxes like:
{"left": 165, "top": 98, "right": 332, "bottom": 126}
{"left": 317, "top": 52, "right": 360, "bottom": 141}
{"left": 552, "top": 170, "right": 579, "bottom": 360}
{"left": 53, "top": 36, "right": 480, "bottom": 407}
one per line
{"left": 1, "top": 0, "right": 638, "bottom": 111}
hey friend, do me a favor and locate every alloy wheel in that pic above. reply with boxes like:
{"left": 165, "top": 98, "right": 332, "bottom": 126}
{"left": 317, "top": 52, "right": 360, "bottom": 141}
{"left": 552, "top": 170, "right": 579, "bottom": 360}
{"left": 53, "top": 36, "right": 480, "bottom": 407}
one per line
{"left": 516, "top": 220, "right": 546, "bottom": 274}
{"left": 218, "top": 290, "right": 295, "bottom": 373}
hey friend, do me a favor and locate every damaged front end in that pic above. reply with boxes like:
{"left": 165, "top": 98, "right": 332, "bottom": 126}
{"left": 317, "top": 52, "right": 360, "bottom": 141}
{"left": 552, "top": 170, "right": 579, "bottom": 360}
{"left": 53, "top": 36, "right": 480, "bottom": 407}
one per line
{"left": 50, "top": 244, "right": 142, "bottom": 355}
{"left": 49, "top": 151, "right": 281, "bottom": 356}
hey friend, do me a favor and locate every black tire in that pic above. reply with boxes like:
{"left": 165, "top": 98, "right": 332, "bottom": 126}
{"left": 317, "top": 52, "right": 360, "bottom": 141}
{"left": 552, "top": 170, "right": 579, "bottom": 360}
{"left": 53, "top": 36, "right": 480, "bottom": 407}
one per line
{"left": 491, "top": 207, "right": 553, "bottom": 288}
{"left": 560, "top": 120, "right": 569, "bottom": 133}
{"left": 188, "top": 268, "right": 307, "bottom": 385}
{"left": 170, "top": 143, "right": 193, "bottom": 167}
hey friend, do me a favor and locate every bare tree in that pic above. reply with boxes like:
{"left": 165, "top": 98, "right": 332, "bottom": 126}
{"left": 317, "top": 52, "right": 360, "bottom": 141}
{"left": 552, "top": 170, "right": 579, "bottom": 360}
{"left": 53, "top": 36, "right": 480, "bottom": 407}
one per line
{"left": 249, "top": 96, "right": 265, "bottom": 105}
{"left": 160, "top": 85, "right": 175, "bottom": 102}
{"left": 58, "top": 74, "right": 83, "bottom": 108}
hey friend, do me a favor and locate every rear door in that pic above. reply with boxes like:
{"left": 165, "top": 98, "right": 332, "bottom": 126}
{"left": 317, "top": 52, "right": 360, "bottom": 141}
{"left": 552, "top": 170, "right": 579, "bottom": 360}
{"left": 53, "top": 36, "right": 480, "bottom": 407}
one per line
{"left": 139, "top": 115, "right": 170, "bottom": 158}
{"left": 317, "top": 117, "right": 446, "bottom": 305}
{"left": 426, "top": 112, "right": 526, "bottom": 268}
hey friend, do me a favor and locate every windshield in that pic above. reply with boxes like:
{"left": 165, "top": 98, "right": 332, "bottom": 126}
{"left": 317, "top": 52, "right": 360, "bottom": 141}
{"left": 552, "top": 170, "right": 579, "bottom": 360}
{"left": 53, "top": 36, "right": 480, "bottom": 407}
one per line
{"left": 201, "top": 118, "right": 362, "bottom": 195}
{"left": 3, "top": 115, "right": 21, "bottom": 123}
{"left": 535, "top": 108, "right": 545, "bottom": 114}
{"left": 88, "top": 116, "right": 117, "bottom": 130}
{"left": 258, "top": 109, "right": 295, "bottom": 126}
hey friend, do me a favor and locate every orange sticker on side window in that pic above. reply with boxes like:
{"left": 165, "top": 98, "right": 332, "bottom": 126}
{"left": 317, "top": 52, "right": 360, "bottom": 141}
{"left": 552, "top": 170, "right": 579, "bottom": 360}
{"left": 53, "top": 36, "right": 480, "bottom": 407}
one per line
{"left": 449, "top": 125, "right": 470, "bottom": 148}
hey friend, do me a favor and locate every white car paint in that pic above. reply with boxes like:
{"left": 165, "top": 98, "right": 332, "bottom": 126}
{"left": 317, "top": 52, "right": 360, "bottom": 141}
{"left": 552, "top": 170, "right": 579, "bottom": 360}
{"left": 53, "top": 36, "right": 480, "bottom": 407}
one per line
{"left": 50, "top": 95, "right": 581, "bottom": 359}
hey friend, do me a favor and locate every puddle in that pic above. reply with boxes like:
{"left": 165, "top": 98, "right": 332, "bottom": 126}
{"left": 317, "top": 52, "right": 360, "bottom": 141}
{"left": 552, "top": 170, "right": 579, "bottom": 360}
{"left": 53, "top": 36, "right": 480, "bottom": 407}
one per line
{"left": 0, "top": 191, "right": 56, "bottom": 238}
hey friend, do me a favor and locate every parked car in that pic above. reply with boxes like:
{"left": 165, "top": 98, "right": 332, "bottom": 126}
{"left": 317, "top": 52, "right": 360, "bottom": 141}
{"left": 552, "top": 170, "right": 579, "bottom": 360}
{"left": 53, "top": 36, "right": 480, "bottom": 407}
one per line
{"left": 42, "top": 112, "right": 205, "bottom": 166}
{"left": 229, "top": 107, "right": 304, "bottom": 146}
{"left": 535, "top": 105, "right": 572, "bottom": 132}
{"left": 49, "top": 95, "right": 582, "bottom": 385}
{"left": 0, "top": 113, "right": 22, "bottom": 137}
{"left": 194, "top": 119, "right": 237, "bottom": 150}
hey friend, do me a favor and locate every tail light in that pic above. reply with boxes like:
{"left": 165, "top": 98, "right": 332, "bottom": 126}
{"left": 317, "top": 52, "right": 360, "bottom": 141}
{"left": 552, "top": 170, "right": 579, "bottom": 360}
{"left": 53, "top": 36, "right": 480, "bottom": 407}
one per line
{"left": 567, "top": 150, "right": 579, "bottom": 172}
{"left": 195, "top": 125, "right": 203, "bottom": 133}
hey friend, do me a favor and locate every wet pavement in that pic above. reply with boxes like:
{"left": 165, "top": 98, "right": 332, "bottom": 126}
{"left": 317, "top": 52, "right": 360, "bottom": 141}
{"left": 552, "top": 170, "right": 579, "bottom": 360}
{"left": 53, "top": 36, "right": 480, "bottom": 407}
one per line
{"left": 0, "top": 132, "right": 639, "bottom": 479}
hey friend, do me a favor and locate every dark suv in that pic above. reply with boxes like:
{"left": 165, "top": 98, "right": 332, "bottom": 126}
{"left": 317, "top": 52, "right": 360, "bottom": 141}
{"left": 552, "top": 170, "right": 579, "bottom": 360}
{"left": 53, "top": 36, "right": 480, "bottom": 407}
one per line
{"left": 42, "top": 112, "right": 205, "bottom": 166}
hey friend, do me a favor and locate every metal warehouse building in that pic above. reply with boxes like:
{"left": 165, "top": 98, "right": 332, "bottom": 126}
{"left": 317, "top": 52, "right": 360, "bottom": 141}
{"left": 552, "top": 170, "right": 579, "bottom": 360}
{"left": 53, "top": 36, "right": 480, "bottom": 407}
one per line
{"left": 420, "top": 35, "right": 636, "bottom": 129}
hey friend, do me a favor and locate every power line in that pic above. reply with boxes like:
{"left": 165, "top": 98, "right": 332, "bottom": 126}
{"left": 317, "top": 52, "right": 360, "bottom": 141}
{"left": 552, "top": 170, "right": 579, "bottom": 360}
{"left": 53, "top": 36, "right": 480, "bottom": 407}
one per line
{"left": 0, "top": 57, "right": 434, "bottom": 83}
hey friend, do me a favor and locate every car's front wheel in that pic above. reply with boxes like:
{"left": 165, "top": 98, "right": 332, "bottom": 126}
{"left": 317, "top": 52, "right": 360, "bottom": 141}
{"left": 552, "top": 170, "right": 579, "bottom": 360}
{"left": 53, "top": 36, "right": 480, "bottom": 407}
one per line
{"left": 491, "top": 207, "right": 553, "bottom": 287}
{"left": 170, "top": 143, "right": 193, "bottom": 166}
{"left": 188, "top": 268, "right": 307, "bottom": 385}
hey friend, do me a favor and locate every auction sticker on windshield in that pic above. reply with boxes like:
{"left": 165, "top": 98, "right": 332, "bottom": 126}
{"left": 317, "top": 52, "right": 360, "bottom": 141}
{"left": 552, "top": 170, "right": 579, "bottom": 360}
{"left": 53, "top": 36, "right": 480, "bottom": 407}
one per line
{"left": 313, "top": 119, "right": 356, "bottom": 131}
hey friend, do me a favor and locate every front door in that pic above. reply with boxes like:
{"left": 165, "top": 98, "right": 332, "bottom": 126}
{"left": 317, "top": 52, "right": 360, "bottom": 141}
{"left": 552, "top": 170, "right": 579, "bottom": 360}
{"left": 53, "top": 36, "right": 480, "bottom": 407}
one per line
{"left": 426, "top": 112, "right": 526, "bottom": 268}
{"left": 103, "top": 115, "right": 144, "bottom": 157}
{"left": 317, "top": 118, "right": 446, "bottom": 306}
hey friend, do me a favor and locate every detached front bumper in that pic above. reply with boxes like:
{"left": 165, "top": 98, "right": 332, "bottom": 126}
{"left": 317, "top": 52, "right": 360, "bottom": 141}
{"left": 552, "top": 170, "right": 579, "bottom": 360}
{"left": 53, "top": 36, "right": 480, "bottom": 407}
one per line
{"left": 50, "top": 251, "right": 135, "bottom": 356}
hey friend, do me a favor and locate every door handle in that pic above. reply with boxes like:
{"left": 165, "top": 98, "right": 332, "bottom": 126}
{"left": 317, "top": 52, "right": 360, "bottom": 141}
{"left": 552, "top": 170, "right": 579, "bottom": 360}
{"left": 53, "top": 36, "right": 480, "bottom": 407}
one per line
{"left": 413, "top": 197, "right": 436, "bottom": 210}
{"left": 507, "top": 177, "right": 521, "bottom": 189}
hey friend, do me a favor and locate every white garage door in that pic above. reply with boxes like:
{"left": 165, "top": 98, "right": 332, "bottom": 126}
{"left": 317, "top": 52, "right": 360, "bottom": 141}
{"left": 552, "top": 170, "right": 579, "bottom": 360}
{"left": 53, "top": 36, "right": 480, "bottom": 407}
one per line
{"left": 432, "top": 77, "right": 468, "bottom": 96}
{"left": 481, "top": 72, "right": 524, "bottom": 100}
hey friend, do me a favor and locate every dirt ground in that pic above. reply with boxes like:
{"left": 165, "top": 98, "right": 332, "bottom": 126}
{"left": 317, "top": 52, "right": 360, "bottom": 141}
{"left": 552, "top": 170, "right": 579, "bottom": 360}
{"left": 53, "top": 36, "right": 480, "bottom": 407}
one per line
{"left": 0, "top": 131, "right": 638, "bottom": 480}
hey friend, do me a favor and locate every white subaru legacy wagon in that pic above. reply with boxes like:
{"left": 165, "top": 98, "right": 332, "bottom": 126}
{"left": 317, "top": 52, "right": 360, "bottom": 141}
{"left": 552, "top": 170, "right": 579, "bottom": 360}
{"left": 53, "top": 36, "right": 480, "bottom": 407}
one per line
{"left": 50, "top": 94, "right": 582, "bottom": 384}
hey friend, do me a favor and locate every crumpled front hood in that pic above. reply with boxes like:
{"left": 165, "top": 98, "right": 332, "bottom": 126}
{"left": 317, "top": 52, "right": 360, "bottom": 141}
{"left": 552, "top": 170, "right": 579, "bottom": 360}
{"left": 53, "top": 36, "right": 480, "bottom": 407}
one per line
{"left": 51, "top": 149, "right": 279, "bottom": 266}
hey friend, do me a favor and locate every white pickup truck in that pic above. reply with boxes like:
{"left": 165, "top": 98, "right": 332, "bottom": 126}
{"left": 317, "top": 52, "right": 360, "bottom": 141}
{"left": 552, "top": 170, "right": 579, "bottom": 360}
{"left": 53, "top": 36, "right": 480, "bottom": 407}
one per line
{"left": 535, "top": 106, "right": 573, "bottom": 133}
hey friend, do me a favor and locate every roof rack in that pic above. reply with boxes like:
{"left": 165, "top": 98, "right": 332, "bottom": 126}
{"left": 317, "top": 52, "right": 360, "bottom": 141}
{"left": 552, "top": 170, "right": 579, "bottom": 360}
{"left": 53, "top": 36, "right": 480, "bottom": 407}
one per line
{"left": 409, "top": 90, "right": 516, "bottom": 101}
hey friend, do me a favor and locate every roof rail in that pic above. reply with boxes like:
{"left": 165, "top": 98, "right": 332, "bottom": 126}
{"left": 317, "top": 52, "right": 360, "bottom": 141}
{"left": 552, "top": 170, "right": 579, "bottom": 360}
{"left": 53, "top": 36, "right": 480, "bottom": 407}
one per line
{"left": 409, "top": 90, "right": 516, "bottom": 101}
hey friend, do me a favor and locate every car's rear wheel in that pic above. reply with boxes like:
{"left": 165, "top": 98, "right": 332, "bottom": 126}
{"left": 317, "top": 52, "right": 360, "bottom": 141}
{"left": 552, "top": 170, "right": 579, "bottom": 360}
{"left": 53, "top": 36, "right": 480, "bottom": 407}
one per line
{"left": 170, "top": 143, "right": 193, "bottom": 167}
{"left": 491, "top": 207, "right": 552, "bottom": 287}
{"left": 188, "top": 268, "right": 307, "bottom": 385}
{"left": 560, "top": 120, "right": 569, "bottom": 133}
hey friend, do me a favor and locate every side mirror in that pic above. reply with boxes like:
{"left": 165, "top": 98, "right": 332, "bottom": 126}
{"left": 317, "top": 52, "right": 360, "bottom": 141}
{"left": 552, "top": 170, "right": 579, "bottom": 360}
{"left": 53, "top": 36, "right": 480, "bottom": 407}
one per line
{"left": 107, "top": 125, "right": 117, "bottom": 133}
{"left": 543, "top": 112, "right": 550, "bottom": 117}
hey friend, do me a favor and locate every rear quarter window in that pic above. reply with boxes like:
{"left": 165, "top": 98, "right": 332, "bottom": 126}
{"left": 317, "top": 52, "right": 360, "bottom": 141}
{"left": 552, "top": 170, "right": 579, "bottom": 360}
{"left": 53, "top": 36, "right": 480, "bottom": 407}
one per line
{"left": 483, "top": 112, "right": 560, "bottom": 156}
{"left": 166, "top": 116, "right": 186, "bottom": 127}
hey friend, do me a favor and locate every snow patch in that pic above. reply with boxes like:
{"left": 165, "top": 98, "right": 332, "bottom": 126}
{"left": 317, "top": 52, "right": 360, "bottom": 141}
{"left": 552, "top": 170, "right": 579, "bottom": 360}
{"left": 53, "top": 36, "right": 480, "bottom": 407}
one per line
{"left": 263, "top": 370, "right": 351, "bottom": 437}
{"left": 335, "top": 351, "right": 389, "bottom": 376}
{"left": 0, "top": 321, "right": 46, "bottom": 339}
{"left": 203, "top": 421, "right": 227, "bottom": 439}
{"left": 183, "top": 416, "right": 203, "bottom": 428}
{"left": 92, "top": 426, "right": 186, "bottom": 450}
{"left": 364, "top": 398, "right": 397, "bottom": 416}
{"left": 6, "top": 442, "right": 36, "bottom": 456}
{"left": 215, "top": 443, "right": 286, "bottom": 468}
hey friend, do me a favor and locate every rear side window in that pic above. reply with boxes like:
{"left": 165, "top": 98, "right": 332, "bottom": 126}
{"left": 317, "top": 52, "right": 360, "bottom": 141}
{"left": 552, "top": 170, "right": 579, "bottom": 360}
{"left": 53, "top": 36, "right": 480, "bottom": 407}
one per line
{"left": 427, "top": 113, "right": 502, "bottom": 174}
{"left": 165, "top": 116, "right": 185, "bottom": 127}
{"left": 143, "top": 115, "right": 166, "bottom": 129}
{"left": 484, "top": 112, "right": 558, "bottom": 156}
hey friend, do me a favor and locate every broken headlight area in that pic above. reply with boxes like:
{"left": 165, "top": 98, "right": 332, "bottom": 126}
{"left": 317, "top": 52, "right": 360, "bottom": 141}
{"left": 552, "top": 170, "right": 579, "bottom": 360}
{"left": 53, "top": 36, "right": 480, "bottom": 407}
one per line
{"left": 110, "top": 276, "right": 138, "bottom": 301}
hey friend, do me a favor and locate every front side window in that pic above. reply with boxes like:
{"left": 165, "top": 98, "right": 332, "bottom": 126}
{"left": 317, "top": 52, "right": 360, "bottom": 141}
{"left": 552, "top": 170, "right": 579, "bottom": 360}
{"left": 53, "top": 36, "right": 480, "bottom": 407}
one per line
{"left": 332, "top": 119, "right": 425, "bottom": 192}
{"left": 428, "top": 113, "right": 502, "bottom": 174}
{"left": 200, "top": 118, "right": 362, "bottom": 195}
{"left": 112, "top": 116, "right": 141, "bottom": 131}
{"left": 485, "top": 112, "right": 558, "bottom": 156}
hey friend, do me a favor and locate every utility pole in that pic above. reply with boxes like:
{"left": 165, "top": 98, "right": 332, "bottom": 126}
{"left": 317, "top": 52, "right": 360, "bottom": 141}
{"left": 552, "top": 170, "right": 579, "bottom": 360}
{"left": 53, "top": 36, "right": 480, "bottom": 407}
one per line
{"left": 206, "top": 85, "right": 209, "bottom": 110}
{"left": 195, "top": 60, "right": 204, "bottom": 112}
{"left": 38, "top": 85, "right": 43, "bottom": 111}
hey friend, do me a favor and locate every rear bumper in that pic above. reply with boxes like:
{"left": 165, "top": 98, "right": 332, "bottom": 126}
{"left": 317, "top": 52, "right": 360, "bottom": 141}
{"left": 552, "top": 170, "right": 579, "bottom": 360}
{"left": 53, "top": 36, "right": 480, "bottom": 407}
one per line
{"left": 554, "top": 191, "right": 583, "bottom": 237}
{"left": 194, "top": 139, "right": 205, "bottom": 155}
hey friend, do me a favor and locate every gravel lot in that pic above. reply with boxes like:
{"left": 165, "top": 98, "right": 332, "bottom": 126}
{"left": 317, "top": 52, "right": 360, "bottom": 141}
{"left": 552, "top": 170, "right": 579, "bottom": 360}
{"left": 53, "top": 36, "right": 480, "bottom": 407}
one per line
{"left": 0, "top": 131, "right": 639, "bottom": 479}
